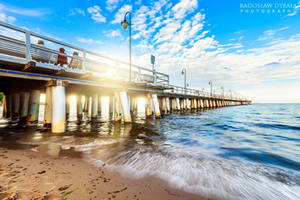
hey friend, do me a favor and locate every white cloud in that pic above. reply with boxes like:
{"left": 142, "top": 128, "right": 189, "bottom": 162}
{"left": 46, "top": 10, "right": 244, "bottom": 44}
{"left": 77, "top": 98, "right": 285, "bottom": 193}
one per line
{"left": 171, "top": 0, "right": 198, "bottom": 19}
{"left": 287, "top": 1, "right": 300, "bottom": 16}
{"left": 69, "top": 8, "right": 85, "bottom": 16}
{"left": 87, "top": 5, "right": 106, "bottom": 23}
{"left": 0, "top": 3, "right": 49, "bottom": 17}
{"left": 258, "top": 27, "right": 289, "bottom": 41}
{"left": 111, "top": 4, "right": 132, "bottom": 24}
{"left": 0, "top": 12, "right": 16, "bottom": 24}
{"left": 103, "top": 29, "right": 122, "bottom": 38}
{"left": 77, "top": 37, "right": 103, "bottom": 45}
{"left": 106, "top": 0, "right": 122, "bottom": 11}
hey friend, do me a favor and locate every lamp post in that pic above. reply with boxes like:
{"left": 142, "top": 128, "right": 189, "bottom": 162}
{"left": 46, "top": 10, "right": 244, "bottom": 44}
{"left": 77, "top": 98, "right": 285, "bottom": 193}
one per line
{"left": 221, "top": 86, "right": 224, "bottom": 98}
{"left": 181, "top": 68, "right": 187, "bottom": 94}
{"left": 208, "top": 80, "right": 213, "bottom": 97}
{"left": 121, "top": 11, "right": 132, "bottom": 82}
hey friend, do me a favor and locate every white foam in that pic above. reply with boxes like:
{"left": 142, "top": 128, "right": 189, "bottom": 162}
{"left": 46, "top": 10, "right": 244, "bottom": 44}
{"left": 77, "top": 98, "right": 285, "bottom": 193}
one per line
{"left": 83, "top": 145, "right": 300, "bottom": 200}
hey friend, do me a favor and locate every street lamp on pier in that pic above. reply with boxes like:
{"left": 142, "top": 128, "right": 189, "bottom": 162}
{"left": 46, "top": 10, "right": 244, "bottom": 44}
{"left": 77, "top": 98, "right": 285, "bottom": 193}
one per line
{"left": 208, "top": 80, "right": 213, "bottom": 97}
{"left": 121, "top": 11, "right": 132, "bottom": 82}
{"left": 181, "top": 68, "right": 187, "bottom": 94}
{"left": 221, "top": 86, "right": 224, "bottom": 98}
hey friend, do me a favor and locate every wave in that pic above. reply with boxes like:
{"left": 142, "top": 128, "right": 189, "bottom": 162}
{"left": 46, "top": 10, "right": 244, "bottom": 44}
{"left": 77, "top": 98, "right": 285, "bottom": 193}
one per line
{"left": 83, "top": 145, "right": 300, "bottom": 200}
{"left": 254, "top": 123, "right": 300, "bottom": 131}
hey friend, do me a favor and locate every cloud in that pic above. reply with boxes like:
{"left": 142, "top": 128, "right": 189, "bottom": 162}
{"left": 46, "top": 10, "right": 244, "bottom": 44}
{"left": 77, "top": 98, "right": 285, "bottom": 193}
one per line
{"left": 69, "top": 8, "right": 85, "bottom": 16}
{"left": 0, "top": 12, "right": 16, "bottom": 24}
{"left": 171, "top": 0, "right": 198, "bottom": 19}
{"left": 0, "top": 3, "right": 49, "bottom": 17}
{"left": 87, "top": 5, "right": 106, "bottom": 23}
{"left": 111, "top": 4, "right": 132, "bottom": 24}
{"left": 103, "top": 29, "right": 122, "bottom": 38}
{"left": 258, "top": 27, "right": 289, "bottom": 41}
{"left": 123, "top": 0, "right": 300, "bottom": 102}
{"left": 106, "top": 0, "right": 122, "bottom": 11}
{"left": 77, "top": 37, "right": 103, "bottom": 44}
{"left": 287, "top": 1, "right": 300, "bottom": 16}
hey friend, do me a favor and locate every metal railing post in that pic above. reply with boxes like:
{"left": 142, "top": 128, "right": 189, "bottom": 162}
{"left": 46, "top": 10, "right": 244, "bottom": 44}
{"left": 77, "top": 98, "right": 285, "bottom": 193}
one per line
{"left": 83, "top": 50, "right": 87, "bottom": 71}
{"left": 25, "top": 31, "right": 32, "bottom": 62}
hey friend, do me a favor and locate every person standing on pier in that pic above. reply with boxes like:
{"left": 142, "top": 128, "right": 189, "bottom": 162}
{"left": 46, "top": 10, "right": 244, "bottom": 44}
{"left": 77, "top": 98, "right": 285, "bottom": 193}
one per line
{"left": 55, "top": 47, "right": 68, "bottom": 66}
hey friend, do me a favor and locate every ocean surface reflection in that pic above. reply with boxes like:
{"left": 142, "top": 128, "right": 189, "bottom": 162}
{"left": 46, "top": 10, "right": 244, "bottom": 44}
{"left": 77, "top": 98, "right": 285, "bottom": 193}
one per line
{"left": 0, "top": 104, "right": 300, "bottom": 200}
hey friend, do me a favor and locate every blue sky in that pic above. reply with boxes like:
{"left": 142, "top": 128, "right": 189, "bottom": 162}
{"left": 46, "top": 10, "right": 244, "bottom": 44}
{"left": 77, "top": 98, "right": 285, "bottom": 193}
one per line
{"left": 0, "top": 0, "right": 300, "bottom": 102}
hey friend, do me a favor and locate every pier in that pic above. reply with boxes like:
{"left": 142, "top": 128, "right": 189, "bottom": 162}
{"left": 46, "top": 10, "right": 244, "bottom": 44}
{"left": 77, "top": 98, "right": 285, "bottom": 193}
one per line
{"left": 0, "top": 21, "right": 251, "bottom": 133}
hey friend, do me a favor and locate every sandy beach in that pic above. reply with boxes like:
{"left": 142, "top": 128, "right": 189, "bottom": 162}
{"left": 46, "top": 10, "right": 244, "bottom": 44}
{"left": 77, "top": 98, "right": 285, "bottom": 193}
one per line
{"left": 0, "top": 146, "right": 208, "bottom": 200}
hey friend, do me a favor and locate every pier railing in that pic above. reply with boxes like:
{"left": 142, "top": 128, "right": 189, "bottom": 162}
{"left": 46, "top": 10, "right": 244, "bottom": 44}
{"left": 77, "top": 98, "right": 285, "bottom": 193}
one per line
{"left": 0, "top": 21, "right": 250, "bottom": 101}
{"left": 0, "top": 21, "right": 169, "bottom": 85}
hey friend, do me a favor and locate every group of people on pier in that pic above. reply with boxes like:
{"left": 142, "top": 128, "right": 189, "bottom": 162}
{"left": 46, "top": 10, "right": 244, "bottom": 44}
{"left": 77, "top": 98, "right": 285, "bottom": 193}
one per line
{"left": 35, "top": 40, "right": 82, "bottom": 69}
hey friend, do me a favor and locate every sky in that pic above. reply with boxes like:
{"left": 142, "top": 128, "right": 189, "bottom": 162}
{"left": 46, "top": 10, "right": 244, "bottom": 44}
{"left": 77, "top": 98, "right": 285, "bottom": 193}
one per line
{"left": 0, "top": 0, "right": 300, "bottom": 103}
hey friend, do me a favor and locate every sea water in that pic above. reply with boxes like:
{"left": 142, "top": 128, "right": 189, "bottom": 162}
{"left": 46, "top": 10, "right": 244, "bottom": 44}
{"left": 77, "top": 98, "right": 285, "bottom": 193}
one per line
{"left": 0, "top": 104, "right": 299, "bottom": 199}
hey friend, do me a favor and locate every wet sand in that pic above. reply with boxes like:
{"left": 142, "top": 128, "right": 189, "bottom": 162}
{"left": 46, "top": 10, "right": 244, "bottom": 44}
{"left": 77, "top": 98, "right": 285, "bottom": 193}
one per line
{"left": 0, "top": 147, "right": 209, "bottom": 200}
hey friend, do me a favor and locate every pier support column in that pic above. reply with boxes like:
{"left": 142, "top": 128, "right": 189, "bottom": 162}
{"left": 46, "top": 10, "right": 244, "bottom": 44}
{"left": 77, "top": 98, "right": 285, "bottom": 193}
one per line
{"left": 5, "top": 94, "right": 12, "bottom": 118}
{"left": 87, "top": 96, "right": 92, "bottom": 119}
{"left": 113, "top": 92, "right": 121, "bottom": 122}
{"left": 98, "top": 96, "right": 102, "bottom": 115}
{"left": 109, "top": 95, "right": 114, "bottom": 117}
{"left": 20, "top": 92, "right": 30, "bottom": 121}
{"left": 193, "top": 99, "right": 197, "bottom": 109}
{"left": 2, "top": 94, "right": 7, "bottom": 118}
{"left": 176, "top": 98, "right": 181, "bottom": 110}
{"left": 145, "top": 94, "right": 153, "bottom": 118}
{"left": 43, "top": 87, "right": 52, "bottom": 128}
{"left": 186, "top": 99, "right": 191, "bottom": 110}
{"left": 51, "top": 81, "right": 67, "bottom": 133}
{"left": 92, "top": 94, "right": 98, "bottom": 119}
{"left": 197, "top": 99, "right": 201, "bottom": 109}
{"left": 77, "top": 95, "right": 83, "bottom": 120}
{"left": 200, "top": 99, "right": 204, "bottom": 109}
{"left": 166, "top": 97, "right": 170, "bottom": 113}
{"left": 151, "top": 94, "right": 161, "bottom": 118}
{"left": 66, "top": 95, "right": 70, "bottom": 119}
{"left": 180, "top": 99, "right": 184, "bottom": 110}
{"left": 12, "top": 93, "right": 20, "bottom": 119}
{"left": 27, "top": 90, "right": 40, "bottom": 126}
{"left": 172, "top": 98, "right": 177, "bottom": 111}
{"left": 161, "top": 97, "right": 167, "bottom": 114}
{"left": 119, "top": 91, "right": 131, "bottom": 123}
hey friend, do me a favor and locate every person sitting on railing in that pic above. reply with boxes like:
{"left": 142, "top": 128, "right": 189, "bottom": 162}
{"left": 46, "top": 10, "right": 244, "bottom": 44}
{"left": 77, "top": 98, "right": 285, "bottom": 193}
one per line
{"left": 34, "top": 40, "right": 50, "bottom": 63}
{"left": 69, "top": 51, "right": 82, "bottom": 69}
{"left": 55, "top": 48, "right": 68, "bottom": 66}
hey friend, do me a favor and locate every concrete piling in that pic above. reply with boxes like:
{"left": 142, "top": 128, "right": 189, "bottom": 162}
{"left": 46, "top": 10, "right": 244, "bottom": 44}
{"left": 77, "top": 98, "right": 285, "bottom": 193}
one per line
{"left": 44, "top": 87, "right": 52, "bottom": 127}
{"left": 92, "top": 94, "right": 98, "bottom": 119}
{"left": 51, "top": 82, "right": 66, "bottom": 133}
{"left": 77, "top": 95, "right": 83, "bottom": 120}
{"left": 176, "top": 98, "right": 181, "bottom": 110}
{"left": 113, "top": 92, "right": 121, "bottom": 122}
{"left": 98, "top": 95, "right": 102, "bottom": 115}
{"left": 193, "top": 99, "right": 197, "bottom": 109}
{"left": 166, "top": 97, "right": 170, "bottom": 113}
{"left": 20, "top": 92, "right": 30, "bottom": 121}
{"left": 146, "top": 94, "right": 153, "bottom": 118}
{"left": 151, "top": 94, "right": 161, "bottom": 118}
{"left": 12, "top": 93, "right": 20, "bottom": 119}
{"left": 27, "top": 90, "right": 40, "bottom": 126}
{"left": 161, "top": 97, "right": 167, "bottom": 114}
{"left": 119, "top": 91, "right": 131, "bottom": 123}
{"left": 2, "top": 94, "right": 7, "bottom": 118}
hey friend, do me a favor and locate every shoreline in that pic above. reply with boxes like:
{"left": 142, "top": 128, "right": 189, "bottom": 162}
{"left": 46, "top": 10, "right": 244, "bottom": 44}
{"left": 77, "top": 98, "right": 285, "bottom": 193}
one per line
{"left": 0, "top": 147, "right": 209, "bottom": 200}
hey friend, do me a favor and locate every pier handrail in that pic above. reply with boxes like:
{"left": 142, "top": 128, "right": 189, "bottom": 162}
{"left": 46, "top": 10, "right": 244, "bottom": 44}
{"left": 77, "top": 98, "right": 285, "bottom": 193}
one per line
{"left": 0, "top": 21, "right": 169, "bottom": 85}
{"left": 0, "top": 21, "right": 251, "bottom": 101}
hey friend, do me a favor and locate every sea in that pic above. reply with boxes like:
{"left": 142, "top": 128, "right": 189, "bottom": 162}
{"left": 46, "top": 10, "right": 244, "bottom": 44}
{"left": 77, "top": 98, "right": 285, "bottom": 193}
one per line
{"left": 0, "top": 103, "right": 299, "bottom": 200}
